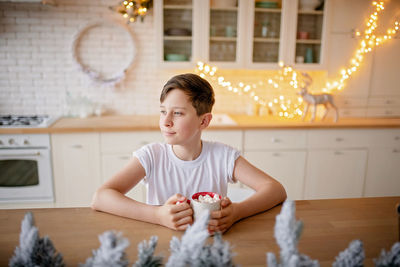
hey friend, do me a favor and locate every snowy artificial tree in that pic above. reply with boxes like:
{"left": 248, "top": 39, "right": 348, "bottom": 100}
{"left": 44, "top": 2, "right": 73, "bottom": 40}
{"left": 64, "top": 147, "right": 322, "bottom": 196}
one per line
{"left": 133, "top": 236, "right": 163, "bottom": 267}
{"left": 80, "top": 231, "right": 130, "bottom": 267}
{"left": 332, "top": 240, "right": 365, "bottom": 267}
{"left": 9, "top": 212, "right": 64, "bottom": 267}
{"left": 266, "top": 200, "right": 319, "bottom": 267}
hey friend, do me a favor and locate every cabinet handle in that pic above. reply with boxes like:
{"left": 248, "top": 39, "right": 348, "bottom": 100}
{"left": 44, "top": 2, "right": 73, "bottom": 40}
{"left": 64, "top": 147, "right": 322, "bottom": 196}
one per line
{"left": 334, "top": 151, "right": 344, "bottom": 155}
{"left": 71, "top": 144, "right": 83, "bottom": 148}
{"left": 335, "top": 137, "right": 344, "bottom": 142}
{"left": 393, "top": 149, "right": 400, "bottom": 153}
{"left": 271, "top": 138, "right": 281, "bottom": 143}
{"left": 394, "top": 136, "right": 400, "bottom": 141}
{"left": 272, "top": 152, "right": 281, "bottom": 157}
{"left": 385, "top": 100, "right": 393, "bottom": 104}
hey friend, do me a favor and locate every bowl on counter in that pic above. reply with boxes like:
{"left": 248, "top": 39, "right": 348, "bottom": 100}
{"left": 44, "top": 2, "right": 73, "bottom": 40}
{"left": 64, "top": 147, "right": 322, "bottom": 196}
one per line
{"left": 165, "top": 53, "right": 188, "bottom": 61}
{"left": 255, "top": 1, "right": 279, "bottom": 8}
{"left": 164, "top": 28, "right": 191, "bottom": 36}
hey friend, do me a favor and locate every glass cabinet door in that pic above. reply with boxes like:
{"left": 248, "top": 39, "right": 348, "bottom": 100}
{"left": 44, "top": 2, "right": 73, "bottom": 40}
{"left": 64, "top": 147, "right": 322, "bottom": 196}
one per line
{"left": 209, "top": 0, "right": 238, "bottom": 62}
{"left": 295, "top": 0, "right": 325, "bottom": 64}
{"left": 163, "top": 0, "right": 193, "bottom": 62}
{"left": 252, "top": 0, "right": 282, "bottom": 63}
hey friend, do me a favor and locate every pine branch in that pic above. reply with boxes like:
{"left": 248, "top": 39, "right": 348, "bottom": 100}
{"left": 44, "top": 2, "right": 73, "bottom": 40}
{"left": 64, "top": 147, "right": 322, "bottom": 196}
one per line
{"left": 374, "top": 242, "right": 400, "bottom": 267}
{"left": 80, "top": 231, "right": 130, "bottom": 267}
{"left": 9, "top": 212, "right": 64, "bottom": 267}
{"left": 133, "top": 236, "right": 163, "bottom": 267}
{"left": 333, "top": 240, "right": 364, "bottom": 267}
{"left": 166, "top": 211, "right": 210, "bottom": 267}
{"left": 266, "top": 199, "right": 319, "bottom": 267}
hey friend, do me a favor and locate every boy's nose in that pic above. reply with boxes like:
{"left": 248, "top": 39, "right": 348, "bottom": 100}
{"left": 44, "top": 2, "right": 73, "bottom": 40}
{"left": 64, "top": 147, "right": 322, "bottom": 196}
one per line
{"left": 163, "top": 114, "right": 173, "bottom": 127}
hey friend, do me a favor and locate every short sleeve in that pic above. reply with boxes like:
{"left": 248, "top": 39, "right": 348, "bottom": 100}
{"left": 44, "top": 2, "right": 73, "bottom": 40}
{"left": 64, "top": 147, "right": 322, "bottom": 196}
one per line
{"left": 132, "top": 143, "right": 156, "bottom": 183}
{"left": 227, "top": 146, "right": 241, "bottom": 183}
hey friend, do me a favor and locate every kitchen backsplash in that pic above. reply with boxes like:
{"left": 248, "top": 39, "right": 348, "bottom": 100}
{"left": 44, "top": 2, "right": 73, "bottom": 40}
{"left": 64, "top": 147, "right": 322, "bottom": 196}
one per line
{"left": 1, "top": 0, "right": 398, "bottom": 118}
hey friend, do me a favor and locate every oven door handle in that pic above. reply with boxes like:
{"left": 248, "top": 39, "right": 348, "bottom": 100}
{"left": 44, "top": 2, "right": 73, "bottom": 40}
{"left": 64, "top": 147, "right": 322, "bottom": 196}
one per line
{"left": 0, "top": 152, "right": 41, "bottom": 157}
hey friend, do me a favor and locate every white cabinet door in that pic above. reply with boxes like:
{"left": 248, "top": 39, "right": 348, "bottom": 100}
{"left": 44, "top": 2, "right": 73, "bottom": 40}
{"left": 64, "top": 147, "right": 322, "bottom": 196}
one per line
{"left": 304, "top": 149, "right": 367, "bottom": 199}
{"left": 51, "top": 133, "right": 101, "bottom": 207}
{"left": 101, "top": 154, "right": 146, "bottom": 202}
{"left": 245, "top": 150, "right": 306, "bottom": 200}
{"left": 202, "top": 130, "right": 242, "bottom": 151}
{"left": 369, "top": 39, "right": 400, "bottom": 97}
{"left": 365, "top": 148, "right": 400, "bottom": 197}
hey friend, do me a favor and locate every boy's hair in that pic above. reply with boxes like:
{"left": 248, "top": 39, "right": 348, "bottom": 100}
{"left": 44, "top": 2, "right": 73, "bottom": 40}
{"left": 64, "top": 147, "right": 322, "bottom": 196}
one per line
{"left": 160, "top": 73, "right": 215, "bottom": 116}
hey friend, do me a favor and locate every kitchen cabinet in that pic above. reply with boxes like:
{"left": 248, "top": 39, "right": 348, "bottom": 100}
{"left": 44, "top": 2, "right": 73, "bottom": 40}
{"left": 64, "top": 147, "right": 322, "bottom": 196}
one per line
{"left": 364, "top": 129, "right": 400, "bottom": 197}
{"left": 305, "top": 129, "right": 369, "bottom": 199}
{"left": 51, "top": 133, "right": 101, "bottom": 207}
{"left": 243, "top": 130, "right": 307, "bottom": 200}
{"left": 304, "top": 149, "right": 367, "bottom": 199}
{"left": 155, "top": 0, "right": 330, "bottom": 68}
{"left": 155, "top": 0, "right": 201, "bottom": 68}
{"left": 100, "top": 131, "right": 164, "bottom": 202}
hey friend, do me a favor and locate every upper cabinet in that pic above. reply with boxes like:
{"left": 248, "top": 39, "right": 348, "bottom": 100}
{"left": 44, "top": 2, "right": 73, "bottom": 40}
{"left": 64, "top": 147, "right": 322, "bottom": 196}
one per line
{"left": 155, "top": 0, "right": 330, "bottom": 69}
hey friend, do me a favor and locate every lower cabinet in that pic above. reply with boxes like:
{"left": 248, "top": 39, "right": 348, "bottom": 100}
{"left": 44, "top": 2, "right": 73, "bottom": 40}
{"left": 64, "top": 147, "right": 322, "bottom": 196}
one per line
{"left": 49, "top": 128, "right": 400, "bottom": 208}
{"left": 365, "top": 148, "right": 400, "bottom": 197}
{"left": 101, "top": 154, "right": 147, "bottom": 202}
{"left": 51, "top": 133, "right": 101, "bottom": 207}
{"left": 245, "top": 150, "right": 306, "bottom": 200}
{"left": 304, "top": 149, "right": 368, "bottom": 199}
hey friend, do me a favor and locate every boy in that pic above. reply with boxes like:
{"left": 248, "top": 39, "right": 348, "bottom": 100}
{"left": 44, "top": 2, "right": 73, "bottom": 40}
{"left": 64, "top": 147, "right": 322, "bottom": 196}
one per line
{"left": 91, "top": 73, "right": 286, "bottom": 233}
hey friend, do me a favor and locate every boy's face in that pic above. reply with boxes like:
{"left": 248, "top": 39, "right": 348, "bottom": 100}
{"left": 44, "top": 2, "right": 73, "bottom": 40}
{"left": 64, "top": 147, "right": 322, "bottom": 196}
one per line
{"left": 159, "top": 89, "right": 208, "bottom": 146}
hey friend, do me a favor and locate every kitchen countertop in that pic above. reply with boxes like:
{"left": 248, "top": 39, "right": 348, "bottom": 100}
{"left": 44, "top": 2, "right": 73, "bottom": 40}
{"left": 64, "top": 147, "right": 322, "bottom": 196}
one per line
{"left": 1, "top": 115, "right": 400, "bottom": 134}
{"left": 0, "top": 197, "right": 399, "bottom": 266}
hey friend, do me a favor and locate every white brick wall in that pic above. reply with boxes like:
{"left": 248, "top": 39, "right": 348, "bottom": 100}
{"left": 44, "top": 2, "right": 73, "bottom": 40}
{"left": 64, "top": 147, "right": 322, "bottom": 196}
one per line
{"left": 0, "top": 0, "right": 325, "bottom": 117}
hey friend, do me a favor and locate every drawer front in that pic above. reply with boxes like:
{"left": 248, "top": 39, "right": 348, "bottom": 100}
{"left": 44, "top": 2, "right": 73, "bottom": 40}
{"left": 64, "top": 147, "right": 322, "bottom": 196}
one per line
{"left": 307, "top": 129, "right": 369, "bottom": 148}
{"left": 244, "top": 130, "right": 307, "bottom": 150}
{"left": 368, "top": 129, "right": 400, "bottom": 148}
{"left": 368, "top": 97, "right": 400, "bottom": 107}
{"left": 101, "top": 131, "right": 164, "bottom": 154}
{"left": 335, "top": 97, "right": 368, "bottom": 108}
{"left": 366, "top": 108, "right": 400, "bottom": 117}
{"left": 339, "top": 108, "right": 367, "bottom": 118}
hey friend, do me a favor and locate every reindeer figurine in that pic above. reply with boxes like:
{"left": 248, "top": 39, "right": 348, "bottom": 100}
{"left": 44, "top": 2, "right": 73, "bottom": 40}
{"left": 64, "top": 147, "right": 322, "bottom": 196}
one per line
{"left": 299, "top": 72, "right": 338, "bottom": 122}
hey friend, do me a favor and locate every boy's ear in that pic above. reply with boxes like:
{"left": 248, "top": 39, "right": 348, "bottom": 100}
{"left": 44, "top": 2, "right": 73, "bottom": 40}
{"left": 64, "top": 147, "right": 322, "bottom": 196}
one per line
{"left": 200, "top": 113, "right": 212, "bottom": 128}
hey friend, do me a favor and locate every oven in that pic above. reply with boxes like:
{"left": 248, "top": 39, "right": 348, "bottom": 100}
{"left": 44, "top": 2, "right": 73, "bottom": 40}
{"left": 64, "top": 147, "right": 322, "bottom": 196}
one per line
{"left": 0, "top": 115, "right": 57, "bottom": 203}
{"left": 0, "top": 134, "right": 54, "bottom": 203}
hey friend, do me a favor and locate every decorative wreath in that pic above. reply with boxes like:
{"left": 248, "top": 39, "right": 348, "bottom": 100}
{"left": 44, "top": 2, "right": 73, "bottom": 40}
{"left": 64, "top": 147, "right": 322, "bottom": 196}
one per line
{"left": 71, "top": 21, "right": 136, "bottom": 88}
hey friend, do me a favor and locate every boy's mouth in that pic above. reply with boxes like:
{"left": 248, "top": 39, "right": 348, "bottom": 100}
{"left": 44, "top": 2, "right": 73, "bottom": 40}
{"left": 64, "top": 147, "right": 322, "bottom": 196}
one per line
{"left": 163, "top": 131, "right": 176, "bottom": 136}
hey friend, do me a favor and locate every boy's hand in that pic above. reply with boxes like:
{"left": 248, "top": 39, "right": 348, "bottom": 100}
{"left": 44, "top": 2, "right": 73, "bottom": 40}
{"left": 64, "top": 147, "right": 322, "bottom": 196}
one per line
{"left": 208, "top": 197, "right": 236, "bottom": 234}
{"left": 156, "top": 194, "right": 193, "bottom": 231}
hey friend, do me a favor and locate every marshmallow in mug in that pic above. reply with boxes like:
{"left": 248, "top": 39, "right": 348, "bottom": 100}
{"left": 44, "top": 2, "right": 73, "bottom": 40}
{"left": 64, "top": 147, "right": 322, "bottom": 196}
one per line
{"left": 191, "top": 192, "right": 222, "bottom": 221}
{"left": 196, "top": 193, "right": 220, "bottom": 203}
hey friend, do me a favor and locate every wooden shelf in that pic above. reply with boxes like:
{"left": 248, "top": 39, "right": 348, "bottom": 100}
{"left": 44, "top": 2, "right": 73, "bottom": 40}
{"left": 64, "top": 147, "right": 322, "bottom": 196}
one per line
{"left": 254, "top": 7, "right": 282, "bottom": 13}
{"left": 164, "top": 36, "right": 192, "bottom": 41}
{"left": 296, "top": 39, "right": 321, "bottom": 44}
{"left": 254, "top": 37, "right": 280, "bottom": 43}
{"left": 163, "top": 4, "right": 192, "bottom": 10}
{"left": 298, "top": 10, "right": 324, "bottom": 15}
{"left": 210, "top": 36, "right": 237, "bottom": 42}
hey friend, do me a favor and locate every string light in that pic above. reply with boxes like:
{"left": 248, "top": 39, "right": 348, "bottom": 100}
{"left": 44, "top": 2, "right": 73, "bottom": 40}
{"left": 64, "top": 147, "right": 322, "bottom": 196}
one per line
{"left": 110, "top": 0, "right": 152, "bottom": 24}
{"left": 196, "top": 1, "right": 399, "bottom": 120}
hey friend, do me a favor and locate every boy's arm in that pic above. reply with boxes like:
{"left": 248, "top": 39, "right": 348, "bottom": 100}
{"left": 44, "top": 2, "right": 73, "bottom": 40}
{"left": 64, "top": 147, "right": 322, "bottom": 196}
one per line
{"left": 91, "top": 157, "right": 193, "bottom": 231}
{"left": 208, "top": 156, "right": 287, "bottom": 233}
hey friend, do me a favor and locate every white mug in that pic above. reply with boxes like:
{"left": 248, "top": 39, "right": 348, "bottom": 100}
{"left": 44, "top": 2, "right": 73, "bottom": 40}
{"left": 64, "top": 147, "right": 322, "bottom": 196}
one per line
{"left": 191, "top": 192, "right": 221, "bottom": 221}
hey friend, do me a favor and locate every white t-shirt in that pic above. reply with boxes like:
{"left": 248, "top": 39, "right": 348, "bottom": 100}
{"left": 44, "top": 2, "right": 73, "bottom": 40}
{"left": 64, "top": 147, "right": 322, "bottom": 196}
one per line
{"left": 133, "top": 140, "right": 241, "bottom": 205}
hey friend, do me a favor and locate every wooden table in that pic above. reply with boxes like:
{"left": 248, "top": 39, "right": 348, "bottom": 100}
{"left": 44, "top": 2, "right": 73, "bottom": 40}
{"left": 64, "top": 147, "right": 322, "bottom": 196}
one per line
{"left": 1, "top": 197, "right": 399, "bottom": 266}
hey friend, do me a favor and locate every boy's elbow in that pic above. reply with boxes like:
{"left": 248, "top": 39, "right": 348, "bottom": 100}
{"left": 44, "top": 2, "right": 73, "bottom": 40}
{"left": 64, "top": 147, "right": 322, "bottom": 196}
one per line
{"left": 90, "top": 189, "right": 101, "bottom": 211}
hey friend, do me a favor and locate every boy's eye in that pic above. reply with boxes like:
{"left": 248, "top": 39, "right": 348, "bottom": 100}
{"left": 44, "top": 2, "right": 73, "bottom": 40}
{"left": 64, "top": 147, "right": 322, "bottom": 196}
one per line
{"left": 160, "top": 110, "right": 167, "bottom": 115}
{"left": 174, "top": 112, "right": 183, "bottom": 116}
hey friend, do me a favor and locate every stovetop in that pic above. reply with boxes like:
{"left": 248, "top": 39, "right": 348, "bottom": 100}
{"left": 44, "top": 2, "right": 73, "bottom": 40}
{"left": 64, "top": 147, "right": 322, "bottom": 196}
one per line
{"left": 0, "top": 115, "right": 58, "bottom": 128}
